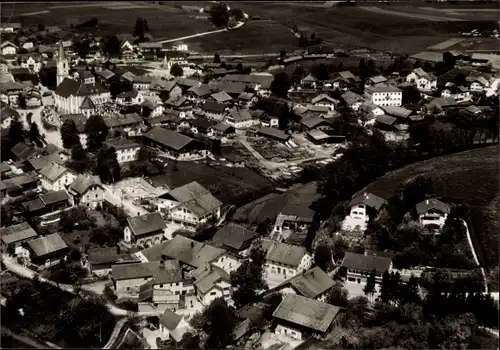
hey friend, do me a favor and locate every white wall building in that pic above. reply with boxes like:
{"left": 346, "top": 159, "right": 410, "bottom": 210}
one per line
{"left": 364, "top": 85, "right": 402, "bottom": 107}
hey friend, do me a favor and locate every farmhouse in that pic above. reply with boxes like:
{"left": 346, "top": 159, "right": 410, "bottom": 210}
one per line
{"left": 156, "top": 181, "right": 222, "bottom": 231}
{"left": 0, "top": 222, "right": 38, "bottom": 253}
{"left": 415, "top": 198, "right": 450, "bottom": 231}
{"left": 262, "top": 240, "right": 313, "bottom": 282}
{"left": 192, "top": 263, "right": 232, "bottom": 305}
{"left": 142, "top": 127, "right": 205, "bottom": 160}
{"left": 116, "top": 89, "right": 144, "bottom": 106}
{"left": 38, "top": 162, "right": 77, "bottom": 192}
{"left": 226, "top": 108, "right": 255, "bottom": 129}
{"left": 103, "top": 113, "right": 144, "bottom": 137}
{"left": 84, "top": 246, "right": 140, "bottom": 277}
{"left": 201, "top": 101, "right": 228, "bottom": 121}
{"left": 441, "top": 84, "right": 470, "bottom": 102}
{"left": 39, "top": 190, "right": 71, "bottom": 213}
{"left": 406, "top": 68, "right": 437, "bottom": 91}
{"left": 211, "top": 223, "right": 259, "bottom": 255}
{"left": 274, "top": 266, "right": 335, "bottom": 302}
{"left": 26, "top": 233, "right": 69, "bottom": 267}
{"left": 467, "top": 76, "right": 490, "bottom": 92}
{"left": 158, "top": 309, "right": 192, "bottom": 342}
{"left": 366, "top": 75, "right": 387, "bottom": 87}
{"left": 124, "top": 212, "right": 168, "bottom": 247}
{"left": 210, "top": 91, "right": 233, "bottom": 104}
{"left": 207, "top": 122, "right": 235, "bottom": 140}
{"left": 301, "top": 74, "right": 318, "bottom": 89}
{"left": 67, "top": 174, "right": 105, "bottom": 209}
{"left": 273, "top": 294, "right": 342, "bottom": 341}
{"left": 342, "top": 192, "right": 387, "bottom": 233}
{"left": 257, "top": 126, "right": 290, "bottom": 143}
{"left": 310, "top": 94, "right": 339, "bottom": 111}
{"left": 341, "top": 91, "right": 364, "bottom": 111}
{"left": 104, "top": 138, "right": 141, "bottom": 164}
{"left": 342, "top": 251, "right": 392, "bottom": 284}
{"left": 364, "top": 85, "right": 402, "bottom": 107}
{"left": 1, "top": 41, "right": 17, "bottom": 56}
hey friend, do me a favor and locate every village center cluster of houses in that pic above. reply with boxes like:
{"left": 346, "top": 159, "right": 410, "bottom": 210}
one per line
{"left": 0, "top": 22, "right": 499, "bottom": 344}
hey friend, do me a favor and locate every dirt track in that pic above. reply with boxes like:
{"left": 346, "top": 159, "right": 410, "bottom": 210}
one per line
{"left": 360, "top": 6, "right": 465, "bottom": 21}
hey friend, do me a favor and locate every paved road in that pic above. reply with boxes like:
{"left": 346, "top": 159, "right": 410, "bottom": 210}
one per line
{"left": 461, "top": 219, "right": 488, "bottom": 293}
{"left": 102, "top": 185, "right": 149, "bottom": 217}
{"left": 2, "top": 327, "right": 50, "bottom": 349}
{"left": 103, "top": 318, "right": 127, "bottom": 349}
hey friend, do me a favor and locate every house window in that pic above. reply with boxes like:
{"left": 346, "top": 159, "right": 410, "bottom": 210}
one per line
{"left": 159, "top": 284, "right": 163, "bottom": 288}
{"left": 175, "top": 291, "right": 180, "bottom": 295}
{"left": 210, "top": 291, "right": 217, "bottom": 296}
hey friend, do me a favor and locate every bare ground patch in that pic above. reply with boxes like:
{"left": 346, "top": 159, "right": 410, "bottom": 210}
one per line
{"left": 360, "top": 6, "right": 465, "bottom": 22}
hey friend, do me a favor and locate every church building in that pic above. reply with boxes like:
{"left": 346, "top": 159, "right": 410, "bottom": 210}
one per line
{"left": 54, "top": 41, "right": 110, "bottom": 115}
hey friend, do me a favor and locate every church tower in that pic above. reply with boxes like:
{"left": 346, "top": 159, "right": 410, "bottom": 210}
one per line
{"left": 56, "top": 41, "right": 69, "bottom": 86}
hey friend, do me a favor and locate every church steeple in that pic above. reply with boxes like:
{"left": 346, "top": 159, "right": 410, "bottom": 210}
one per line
{"left": 56, "top": 40, "right": 69, "bottom": 86}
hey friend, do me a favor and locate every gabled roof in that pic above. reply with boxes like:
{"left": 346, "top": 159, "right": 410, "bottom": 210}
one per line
{"left": 159, "top": 309, "right": 183, "bottom": 330}
{"left": 470, "top": 76, "right": 489, "bottom": 86}
{"left": 211, "top": 223, "right": 258, "bottom": 251}
{"left": 193, "top": 264, "right": 230, "bottom": 294}
{"left": 167, "top": 181, "right": 222, "bottom": 216}
{"left": 111, "top": 260, "right": 182, "bottom": 282}
{"left": 80, "top": 96, "right": 96, "bottom": 110}
{"left": 127, "top": 212, "right": 166, "bottom": 237}
{"left": 117, "top": 89, "right": 139, "bottom": 99}
{"left": 411, "top": 68, "right": 436, "bottom": 81}
{"left": 273, "top": 294, "right": 341, "bottom": 333}
{"left": 61, "top": 114, "right": 86, "bottom": 133}
{"left": 366, "top": 84, "right": 401, "bottom": 94}
{"left": 202, "top": 101, "right": 227, "bottom": 113}
{"left": 263, "top": 241, "right": 307, "bottom": 267}
{"left": 301, "top": 117, "right": 333, "bottom": 129}
{"left": 341, "top": 91, "right": 364, "bottom": 105}
{"left": 376, "top": 114, "right": 398, "bottom": 126}
{"left": 188, "top": 117, "right": 216, "bottom": 130}
{"left": 369, "top": 75, "right": 387, "bottom": 84}
{"left": 228, "top": 108, "right": 252, "bottom": 122}
{"left": 381, "top": 106, "right": 412, "bottom": 119}
{"left": 104, "top": 138, "right": 140, "bottom": 150}
{"left": 0, "top": 222, "right": 38, "bottom": 245}
{"left": 210, "top": 91, "right": 233, "bottom": 103}
{"left": 26, "top": 153, "right": 63, "bottom": 171}
{"left": 338, "top": 71, "right": 356, "bottom": 81}
{"left": 104, "top": 113, "right": 143, "bottom": 128}
{"left": 188, "top": 84, "right": 212, "bottom": 97}
{"left": 11, "top": 142, "right": 36, "bottom": 160}
{"left": 311, "top": 94, "right": 339, "bottom": 105}
{"left": 341, "top": 251, "right": 392, "bottom": 273}
{"left": 55, "top": 78, "right": 108, "bottom": 98}
{"left": 40, "top": 190, "right": 70, "bottom": 205}
{"left": 69, "top": 174, "right": 103, "bottom": 195}
{"left": 175, "top": 77, "right": 199, "bottom": 88}
{"left": 143, "top": 127, "right": 194, "bottom": 151}
{"left": 0, "top": 41, "right": 17, "bottom": 49}
{"left": 302, "top": 74, "right": 317, "bottom": 83}
{"left": 238, "top": 92, "right": 255, "bottom": 101}
{"left": 415, "top": 198, "right": 451, "bottom": 215}
{"left": 349, "top": 192, "right": 387, "bottom": 211}
{"left": 97, "top": 69, "right": 115, "bottom": 80}
{"left": 257, "top": 126, "right": 290, "bottom": 141}
{"left": 276, "top": 266, "right": 335, "bottom": 299}
{"left": 1, "top": 106, "right": 20, "bottom": 121}
{"left": 39, "top": 162, "right": 74, "bottom": 181}
{"left": 160, "top": 235, "right": 225, "bottom": 268}
{"left": 28, "top": 233, "right": 68, "bottom": 257}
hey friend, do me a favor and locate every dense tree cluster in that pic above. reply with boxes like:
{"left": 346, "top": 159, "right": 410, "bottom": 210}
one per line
{"left": 209, "top": 4, "right": 230, "bottom": 28}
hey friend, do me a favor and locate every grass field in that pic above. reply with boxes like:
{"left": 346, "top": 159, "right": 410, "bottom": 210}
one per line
{"left": 360, "top": 145, "right": 499, "bottom": 274}
{"left": 147, "top": 160, "right": 272, "bottom": 205}
{"left": 2, "top": 1, "right": 214, "bottom": 40}
{"left": 185, "top": 20, "right": 300, "bottom": 55}
{"left": 232, "top": 181, "right": 319, "bottom": 225}
{"left": 228, "top": 2, "right": 498, "bottom": 54}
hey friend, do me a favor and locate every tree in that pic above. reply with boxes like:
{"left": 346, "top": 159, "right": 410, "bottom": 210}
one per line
{"left": 18, "top": 94, "right": 27, "bottom": 109}
{"left": 230, "top": 241, "right": 267, "bottom": 306}
{"left": 73, "top": 40, "right": 90, "bottom": 57}
{"left": 96, "top": 147, "right": 121, "bottom": 184}
{"left": 8, "top": 119, "right": 25, "bottom": 146}
{"left": 194, "top": 298, "right": 237, "bottom": 349}
{"left": 326, "top": 282, "right": 349, "bottom": 307}
{"left": 363, "top": 269, "right": 377, "bottom": 302}
{"left": 68, "top": 143, "right": 89, "bottom": 173}
{"left": 39, "top": 66, "right": 57, "bottom": 90}
{"left": 402, "top": 175, "right": 434, "bottom": 208}
{"left": 60, "top": 119, "right": 81, "bottom": 149}
{"left": 380, "top": 270, "right": 392, "bottom": 303}
{"left": 181, "top": 332, "right": 200, "bottom": 350}
{"left": 292, "top": 66, "right": 305, "bottom": 84}
{"left": 400, "top": 275, "right": 421, "bottom": 304}
{"left": 314, "top": 244, "right": 332, "bottom": 271}
{"left": 28, "top": 122, "right": 41, "bottom": 144}
{"left": 102, "top": 35, "right": 121, "bottom": 58}
{"left": 133, "top": 17, "right": 149, "bottom": 41}
{"left": 209, "top": 4, "right": 230, "bottom": 28}
{"left": 84, "top": 115, "right": 109, "bottom": 150}
{"left": 230, "top": 8, "right": 245, "bottom": 21}
{"left": 236, "top": 62, "right": 243, "bottom": 72}
{"left": 311, "top": 63, "right": 329, "bottom": 81}
{"left": 358, "top": 58, "right": 367, "bottom": 77}
{"left": 213, "top": 53, "right": 221, "bottom": 63}
{"left": 270, "top": 72, "right": 291, "bottom": 99}
{"left": 1, "top": 204, "right": 14, "bottom": 227}
{"left": 402, "top": 85, "right": 422, "bottom": 104}
{"left": 170, "top": 63, "right": 184, "bottom": 77}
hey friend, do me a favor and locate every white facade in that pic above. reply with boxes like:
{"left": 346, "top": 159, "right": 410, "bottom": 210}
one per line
{"left": 265, "top": 254, "right": 312, "bottom": 282}
{"left": 157, "top": 198, "right": 221, "bottom": 232}
{"left": 116, "top": 91, "right": 144, "bottom": 106}
{"left": 470, "top": 80, "right": 489, "bottom": 92}
{"left": 365, "top": 89, "right": 402, "bottom": 107}
{"left": 418, "top": 209, "right": 448, "bottom": 230}
{"left": 204, "top": 110, "right": 226, "bottom": 121}
{"left": 198, "top": 280, "right": 232, "bottom": 306}
{"left": 406, "top": 72, "right": 437, "bottom": 91}
{"left": 57, "top": 54, "right": 69, "bottom": 86}
{"left": 211, "top": 253, "right": 241, "bottom": 274}
{"left": 115, "top": 146, "right": 140, "bottom": 164}
{"left": 275, "top": 324, "right": 303, "bottom": 341}
{"left": 55, "top": 92, "right": 111, "bottom": 115}
{"left": 41, "top": 171, "right": 77, "bottom": 192}
{"left": 20, "top": 57, "right": 43, "bottom": 73}
{"left": 115, "top": 276, "right": 153, "bottom": 297}
{"left": 225, "top": 117, "right": 255, "bottom": 129}
{"left": 123, "top": 226, "right": 167, "bottom": 248}
{"left": 441, "top": 89, "right": 470, "bottom": 102}
{"left": 1, "top": 45, "right": 16, "bottom": 56}
{"left": 78, "top": 184, "right": 105, "bottom": 209}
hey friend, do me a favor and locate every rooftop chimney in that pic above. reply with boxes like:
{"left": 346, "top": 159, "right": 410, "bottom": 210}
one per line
{"left": 159, "top": 259, "right": 164, "bottom": 268}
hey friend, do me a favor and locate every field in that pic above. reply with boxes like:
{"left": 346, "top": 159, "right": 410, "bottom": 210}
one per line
{"left": 185, "top": 20, "right": 300, "bottom": 55}
{"left": 360, "top": 145, "right": 499, "bottom": 275}
{"left": 2, "top": 1, "right": 215, "bottom": 40}
{"left": 232, "top": 181, "right": 319, "bottom": 225}
{"left": 227, "top": 2, "right": 498, "bottom": 54}
{"left": 147, "top": 160, "right": 272, "bottom": 204}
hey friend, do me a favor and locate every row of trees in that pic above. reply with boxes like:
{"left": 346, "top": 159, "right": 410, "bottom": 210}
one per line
{"left": 1, "top": 118, "right": 43, "bottom": 162}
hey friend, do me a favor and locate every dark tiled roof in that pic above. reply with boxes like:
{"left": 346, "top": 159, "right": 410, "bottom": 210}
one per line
{"left": 276, "top": 266, "right": 335, "bottom": 299}
{"left": 28, "top": 233, "right": 68, "bottom": 257}
{"left": 264, "top": 241, "right": 307, "bottom": 267}
{"left": 167, "top": 181, "right": 222, "bottom": 216}
{"left": 104, "top": 113, "right": 143, "bottom": 128}
{"left": 104, "top": 138, "right": 140, "bottom": 150}
{"left": 160, "top": 235, "right": 224, "bottom": 268}
{"left": 160, "top": 309, "right": 183, "bottom": 330}
{"left": 39, "top": 162, "right": 73, "bottom": 181}
{"left": 257, "top": 126, "right": 289, "bottom": 141}
{"left": 143, "top": 127, "right": 194, "bottom": 151}
{"left": 202, "top": 101, "right": 227, "bottom": 113}
{"left": 349, "top": 192, "right": 387, "bottom": 211}
{"left": 211, "top": 223, "right": 258, "bottom": 251}
{"left": 415, "top": 198, "right": 451, "bottom": 215}
{"left": 1, "top": 106, "right": 20, "bottom": 121}
{"left": 341, "top": 251, "right": 392, "bottom": 273}
{"left": 11, "top": 142, "right": 36, "bottom": 160}
{"left": 189, "top": 117, "right": 216, "bottom": 130}
{"left": 39, "top": 190, "right": 70, "bottom": 205}
{"left": 80, "top": 96, "right": 96, "bottom": 110}
{"left": 0, "top": 222, "right": 38, "bottom": 245}
{"left": 55, "top": 78, "right": 108, "bottom": 98}
{"left": 69, "top": 174, "right": 102, "bottom": 195}
{"left": 376, "top": 114, "right": 398, "bottom": 126}
{"left": 61, "top": 114, "right": 86, "bottom": 133}
{"left": 127, "top": 212, "right": 166, "bottom": 237}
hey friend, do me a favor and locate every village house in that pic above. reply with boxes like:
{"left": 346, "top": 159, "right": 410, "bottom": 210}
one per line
{"left": 183, "top": 117, "right": 216, "bottom": 136}
{"left": 1, "top": 172, "right": 39, "bottom": 199}
{"left": 124, "top": 212, "right": 168, "bottom": 248}
{"left": 364, "top": 84, "right": 402, "bottom": 107}
{"left": 441, "top": 84, "right": 471, "bottom": 102}
{"left": 103, "top": 113, "right": 144, "bottom": 137}
{"left": 310, "top": 94, "right": 339, "bottom": 111}
{"left": 23, "top": 89, "right": 42, "bottom": 108}
{"left": 237, "top": 92, "right": 258, "bottom": 108}
{"left": 38, "top": 162, "right": 77, "bottom": 192}
{"left": 142, "top": 98, "right": 164, "bottom": 117}
{"left": 96, "top": 69, "right": 117, "bottom": 88}
{"left": 150, "top": 79, "right": 182, "bottom": 99}
{"left": 186, "top": 84, "right": 212, "bottom": 103}
{"left": 18, "top": 55, "right": 43, "bottom": 73}
{"left": 301, "top": 74, "right": 318, "bottom": 89}
{"left": 210, "top": 91, "right": 233, "bottom": 104}
{"left": 165, "top": 96, "right": 194, "bottom": 112}
{"left": 155, "top": 181, "right": 222, "bottom": 231}
{"left": 192, "top": 263, "right": 232, "bottom": 305}
{"left": 39, "top": 190, "right": 71, "bottom": 212}
{"left": 366, "top": 75, "right": 388, "bottom": 87}
{"left": 104, "top": 138, "right": 141, "bottom": 164}
{"left": 467, "top": 76, "right": 490, "bottom": 92}
{"left": 1, "top": 41, "right": 17, "bottom": 56}
{"left": 10, "top": 142, "right": 37, "bottom": 162}
{"left": 132, "top": 75, "right": 154, "bottom": 91}
{"left": 273, "top": 266, "right": 335, "bottom": 302}
{"left": 207, "top": 122, "right": 235, "bottom": 141}
{"left": 406, "top": 68, "right": 437, "bottom": 91}
{"left": 142, "top": 127, "right": 206, "bottom": 160}
{"left": 342, "top": 251, "right": 393, "bottom": 284}
{"left": 273, "top": 294, "right": 342, "bottom": 341}
{"left": 256, "top": 126, "right": 291, "bottom": 143}
{"left": 67, "top": 174, "right": 105, "bottom": 209}
{"left": 0, "top": 23, "right": 21, "bottom": 33}
{"left": 262, "top": 240, "right": 313, "bottom": 283}
{"left": 341, "top": 91, "right": 365, "bottom": 111}
{"left": 0, "top": 222, "right": 38, "bottom": 254}
{"left": 221, "top": 74, "right": 273, "bottom": 96}
{"left": 83, "top": 246, "right": 140, "bottom": 276}
{"left": 201, "top": 101, "right": 228, "bottom": 121}
{"left": 252, "top": 110, "right": 279, "bottom": 128}
{"left": 158, "top": 309, "right": 192, "bottom": 343}
{"left": 26, "top": 233, "right": 69, "bottom": 268}
{"left": 1, "top": 106, "right": 19, "bottom": 129}
{"left": 415, "top": 198, "right": 451, "bottom": 231}
{"left": 116, "top": 89, "right": 144, "bottom": 106}
{"left": 0, "top": 81, "right": 27, "bottom": 106}
{"left": 225, "top": 108, "right": 255, "bottom": 129}
{"left": 54, "top": 43, "right": 110, "bottom": 114}
{"left": 112, "top": 259, "right": 184, "bottom": 298}
{"left": 342, "top": 192, "right": 387, "bottom": 233}
{"left": 211, "top": 223, "right": 259, "bottom": 256}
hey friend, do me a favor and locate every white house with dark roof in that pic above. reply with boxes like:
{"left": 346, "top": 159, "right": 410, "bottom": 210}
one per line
{"left": 158, "top": 309, "right": 193, "bottom": 342}
{"left": 342, "top": 192, "right": 387, "bottom": 233}
{"left": 406, "top": 68, "right": 437, "bottom": 91}
{"left": 192, "top": 263, "right": 232, "bottom": 305}
{"left": 38, "top": 162, "right": 77, "bottom": 192}
{"left": 273, "top": 294, "right": 342, "bottom": 341}
{"left": 365, "top": 84, "right": 402, "bottom": 107}
{"left": 155, "top": 181, "right": 222, "bottom": 231}
{"left": 201, "top": 101, "right": 228, "bottom": 121}
{"left": 0, "top": 222, "right": 38, "bottom": 253}
{"left": 225, "top": 108, "right": 255, "bottom": 129}
{"left": 142, "top": 127, "right": 205, "bottom": 160}
{"left": 415, "top": 198, "right": 450, "bottom": 230}
{"left": 366, "top": 75, "right": 387, "bottom": 87}
{"left": 116, "top": 89, "right": 144, "bottom": 106}
{"left": 467, "top": 76, "right": 490, "bottom": 92}
{"left": 311, "top": 94, "right": 339, "bottom": 111}
{"left": 103, "top": 113, "right": 144, "bottom": 137}
{"left": 211, "top": 223, "right": 258, "bottom": 255}
{"left": 67, "top": 174, "right": 105, "bottom": 209}
{"left": 262, "top": 240, "right": 312, "bottom": 286}
{"left": 274, "top": 266, "right": 335, "bottom": 302}
{"left": 104, "top": 138, "right": 140, "bottom": 164}
{"left": 341, "top": 91, "right": 365, "bottom": 111}
{"left": 1, "top": 106, "right": 19, "bottom": 129}
{"left": 1, "top": 41, "right": 17, "bottom": 56}
{"left": 26, "top": 233, "right": 69, "bottom": 267}
{"left": 124, "top": 212, "right": 168, "bottom": 247}
{"left": 83, "top": 246, "right": 140, "bottom": 276}
{"left": 342, "top": 251, "right": 392, "bottom": 284}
